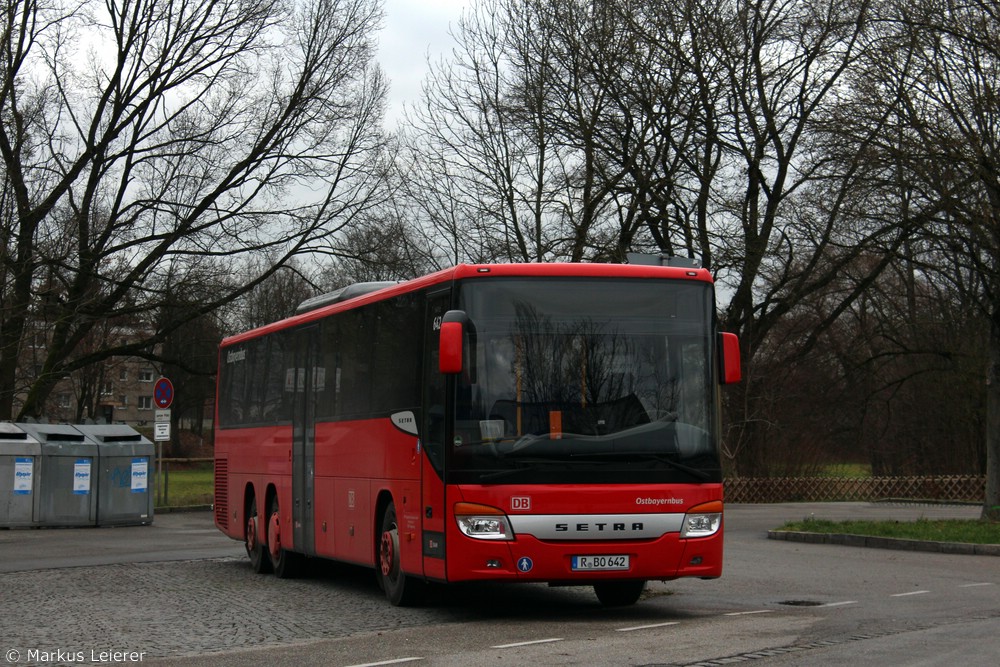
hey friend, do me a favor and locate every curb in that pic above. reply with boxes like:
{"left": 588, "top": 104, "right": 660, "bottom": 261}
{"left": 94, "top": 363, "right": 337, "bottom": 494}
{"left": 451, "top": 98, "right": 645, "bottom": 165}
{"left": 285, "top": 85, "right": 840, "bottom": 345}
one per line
{"left": 154, "top": 504, "right": 213, "bottom": 513}
{"left": 767, "top": 530, "right": 1000, "bottom": 556}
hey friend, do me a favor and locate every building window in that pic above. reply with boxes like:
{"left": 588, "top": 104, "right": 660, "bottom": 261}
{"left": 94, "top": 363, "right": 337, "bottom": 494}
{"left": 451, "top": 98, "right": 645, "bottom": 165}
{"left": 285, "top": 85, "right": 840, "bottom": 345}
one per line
{"left": 119, "top": 395, "right": 128, "bottom": 407}
{"left": 138, "top": 396, "right": 153, "bottom": 410}
{"left": 57, "top": 393, "right": 71, "bottom": 409}
{"left": 101, "top": 381, "right": 113, "bottom": 395}
{"left": 119, "top": 368, "right": 128, "bottom": 381}
{"left": 140, "top": 368, "right": 154, "bottom": 382}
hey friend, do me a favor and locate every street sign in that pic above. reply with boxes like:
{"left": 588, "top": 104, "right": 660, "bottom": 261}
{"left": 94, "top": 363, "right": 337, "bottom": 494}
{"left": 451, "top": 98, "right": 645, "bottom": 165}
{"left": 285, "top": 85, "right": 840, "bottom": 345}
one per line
{"left": 154, "top": 421, "right": 171, "bottom": 442}
{"left": 153, "top": 377, "right": 174, "bottom": 409}
{"left": 154, "top": 408, "right": 171, "bottom": 442}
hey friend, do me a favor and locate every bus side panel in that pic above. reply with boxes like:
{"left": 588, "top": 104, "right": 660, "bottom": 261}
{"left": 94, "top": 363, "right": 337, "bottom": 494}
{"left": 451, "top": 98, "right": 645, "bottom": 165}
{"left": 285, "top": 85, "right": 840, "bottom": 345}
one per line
{"left": 312, "top": 474, "right": 337, "bottom": 557}
{"left": 312, "top": 425, "right": 337, "bottom": 558}
{"left": 313, "top": 418, "right": 420, "bottom": 566}
{"left": 215, "top": 425, "right": 292, "bottom": 541}
{"left": 314, "top": 421, "right": 371, "bottom": 564}
{"left": 396, "top": 480, "right": 423, "bottom": 576}
{"left": 315, "top": 417, "right": 419, "bottom": 483}
{"left": 214, "top": 431, "right": 238, "bottom": 539}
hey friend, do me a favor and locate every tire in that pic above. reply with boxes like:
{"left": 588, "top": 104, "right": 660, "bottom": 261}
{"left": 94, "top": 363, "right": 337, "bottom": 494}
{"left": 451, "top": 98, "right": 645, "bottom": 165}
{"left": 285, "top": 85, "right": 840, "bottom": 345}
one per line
{"left": 376, "top": 502, "right": 425, "bottom": 606}
{"left": 594, "top": 580, "right": 646, "bottom": 607}
{"left": 245, "top": 496, "right": 272, "bottom": 574}
{"left": 267, "top": 497, "right": 303, "bottom": 579}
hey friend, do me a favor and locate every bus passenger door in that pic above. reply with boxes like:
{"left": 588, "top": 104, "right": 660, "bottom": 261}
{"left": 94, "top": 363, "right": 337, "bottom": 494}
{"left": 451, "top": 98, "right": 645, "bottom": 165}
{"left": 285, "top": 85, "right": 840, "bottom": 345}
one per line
{"left": 420, "top": 289, "right": 451, "bottom": 580}
{"left": 291, "top": 325, "right": 318, "bottom": 556}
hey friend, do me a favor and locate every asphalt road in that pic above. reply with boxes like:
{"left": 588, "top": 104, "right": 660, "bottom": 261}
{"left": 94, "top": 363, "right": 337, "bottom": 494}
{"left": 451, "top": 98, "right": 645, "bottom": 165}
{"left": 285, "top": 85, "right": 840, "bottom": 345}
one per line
{"left": 1, "top": 503, "right": 995, "bottom": 666}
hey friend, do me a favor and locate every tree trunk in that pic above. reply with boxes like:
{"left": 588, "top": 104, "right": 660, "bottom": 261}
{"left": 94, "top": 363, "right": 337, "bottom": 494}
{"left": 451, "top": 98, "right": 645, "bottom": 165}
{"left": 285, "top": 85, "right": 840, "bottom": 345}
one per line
{"left": 0, "top": 312, "right": 26, "bottom": 419}
{"left": 0, "top": 233, "right": 35, "bottom": 420}
{"left": 984, "top": 309, "right": 1000, "bottom": 521}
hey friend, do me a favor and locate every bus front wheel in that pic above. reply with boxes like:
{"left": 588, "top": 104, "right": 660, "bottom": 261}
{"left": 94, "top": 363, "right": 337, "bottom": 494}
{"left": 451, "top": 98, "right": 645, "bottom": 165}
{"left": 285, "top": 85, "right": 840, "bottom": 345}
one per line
{"left": 594, "top": 580, "right": 646, "bottom": 607}
{"left": 377, "top": 502, "right": 424, "bottom": 606}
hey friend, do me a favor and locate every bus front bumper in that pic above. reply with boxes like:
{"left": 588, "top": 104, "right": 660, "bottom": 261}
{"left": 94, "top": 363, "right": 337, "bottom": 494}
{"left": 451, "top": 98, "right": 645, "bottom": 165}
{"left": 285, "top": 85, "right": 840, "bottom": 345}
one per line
{"left": 444, "top": 531, "right": 723, "bottom": 583}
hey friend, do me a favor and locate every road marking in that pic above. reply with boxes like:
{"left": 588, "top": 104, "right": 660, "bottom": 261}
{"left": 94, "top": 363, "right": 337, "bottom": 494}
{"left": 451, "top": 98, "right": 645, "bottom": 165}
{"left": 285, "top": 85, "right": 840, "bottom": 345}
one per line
{"left": 724, "top": 610, "right": 775, "bottom": 616}
{"left": 345, "top": 658, "right": 424, "bottom": 667}
{"left": 491, "top": 638, "right": 564, "bottom": 649}
{"left": 891, "top": 590, "right": 930, "bottom": 597}
{"left": 616, "top": 621, "right": 681, "bottom": 632}
{"left": 959, "top": 582, "right": 994, "bottom": 588}
{"left": 820, "top": 600, "right": 858, "bottom": 607}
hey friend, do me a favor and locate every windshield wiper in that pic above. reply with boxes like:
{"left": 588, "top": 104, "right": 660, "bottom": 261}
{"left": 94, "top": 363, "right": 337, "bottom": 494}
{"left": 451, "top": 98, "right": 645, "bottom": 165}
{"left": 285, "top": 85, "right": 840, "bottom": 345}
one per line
{"left": 570, "top": 451, "right": 712, "bottom": 481}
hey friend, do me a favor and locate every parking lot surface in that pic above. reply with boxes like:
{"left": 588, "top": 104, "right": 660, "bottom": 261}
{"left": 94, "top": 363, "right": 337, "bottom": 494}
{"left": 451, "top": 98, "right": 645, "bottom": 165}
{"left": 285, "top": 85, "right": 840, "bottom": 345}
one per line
{"left": 0, "top": 503, "right": 989, "bottom": 665}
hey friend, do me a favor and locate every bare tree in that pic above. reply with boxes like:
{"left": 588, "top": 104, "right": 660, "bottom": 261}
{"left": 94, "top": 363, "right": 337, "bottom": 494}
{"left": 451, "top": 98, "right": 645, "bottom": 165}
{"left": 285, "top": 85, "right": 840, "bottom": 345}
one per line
{"left": 625, "top": 0, "right": 927, "bottom": 474}
{"left": 326, "top": 210, "right": 437, "bottom": 283}
{"left": 221, "top": 258, "right": 320, "bottom": 332}
{"left": 403, "top": 0, "right": 656, "bottom": 263}
{"left": 401, "top": 0, "right": 996, "bottom": 489}
{"left": 401, "top": 0, "right": 554, "bottom": 263}
{"left": 0, "top": 0, "right": 391, "bottom": 418}
{"left": 856, "top": 0, "right": 1000, "bottom": 518}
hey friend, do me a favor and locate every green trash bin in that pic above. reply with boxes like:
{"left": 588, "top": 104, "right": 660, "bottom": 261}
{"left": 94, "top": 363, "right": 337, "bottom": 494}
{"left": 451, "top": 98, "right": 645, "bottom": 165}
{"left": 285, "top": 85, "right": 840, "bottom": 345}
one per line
{"left": 75, "top": 424, "right": 154, "bottom": 526}
{"left": 0, "top": 422, "right": 41, "bottom": 528}
{"left": 18, "top": 423, "right": 99, "bottom": 527}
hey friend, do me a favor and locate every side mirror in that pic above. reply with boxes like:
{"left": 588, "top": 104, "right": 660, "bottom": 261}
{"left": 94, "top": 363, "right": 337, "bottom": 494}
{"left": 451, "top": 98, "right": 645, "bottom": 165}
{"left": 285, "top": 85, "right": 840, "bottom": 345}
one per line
{"left": 719, "top": 332, "right": 742, "bottom": 384}
{"left": 439, "top": 310, "right": 468, "bottom": 374}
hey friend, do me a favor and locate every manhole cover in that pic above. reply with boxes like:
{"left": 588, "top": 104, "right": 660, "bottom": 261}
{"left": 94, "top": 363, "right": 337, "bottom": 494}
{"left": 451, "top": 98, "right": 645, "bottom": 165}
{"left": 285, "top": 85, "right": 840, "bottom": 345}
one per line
{"left": 778, "top": 600, "right": 824, "bottom": 606}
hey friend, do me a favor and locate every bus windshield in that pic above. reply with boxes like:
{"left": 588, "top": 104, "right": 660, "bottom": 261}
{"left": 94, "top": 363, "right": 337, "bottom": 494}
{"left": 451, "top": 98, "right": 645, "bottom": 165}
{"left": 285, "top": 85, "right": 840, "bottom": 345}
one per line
{"left": 448, "top": 278, "right": 721, "bottom": 484}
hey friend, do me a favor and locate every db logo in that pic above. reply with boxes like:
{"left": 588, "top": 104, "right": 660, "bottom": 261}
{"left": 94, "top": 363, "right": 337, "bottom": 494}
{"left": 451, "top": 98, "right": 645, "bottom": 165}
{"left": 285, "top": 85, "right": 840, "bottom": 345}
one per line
{"left": 510, "top": 496, "right": 531, "bottom": 511}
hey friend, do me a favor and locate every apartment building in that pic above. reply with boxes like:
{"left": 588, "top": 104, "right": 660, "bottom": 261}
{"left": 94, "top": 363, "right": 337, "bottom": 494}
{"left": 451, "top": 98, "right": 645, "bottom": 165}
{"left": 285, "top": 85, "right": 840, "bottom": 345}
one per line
{"left": 20, "top": 322, "right": 165, "bottom": 426}
{"left": 38, "top": 357, "right": 161, "bottom": 426}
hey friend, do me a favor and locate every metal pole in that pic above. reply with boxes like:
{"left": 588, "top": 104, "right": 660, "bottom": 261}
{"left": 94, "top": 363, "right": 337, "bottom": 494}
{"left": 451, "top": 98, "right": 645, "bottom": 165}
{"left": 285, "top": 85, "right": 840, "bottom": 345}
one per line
{"left": 156, "top": 441, "right": 163, "bottom": 506}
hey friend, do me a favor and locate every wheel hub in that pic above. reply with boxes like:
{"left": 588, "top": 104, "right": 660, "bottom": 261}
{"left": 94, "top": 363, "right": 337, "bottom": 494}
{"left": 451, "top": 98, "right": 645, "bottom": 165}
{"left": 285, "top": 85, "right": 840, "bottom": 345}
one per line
{"left": 246, "top": 516, "right": 257, "bottom": 551}
{"left": 380, "top": 529, "right": 396, "bottom": 577}
{"left": 268, "top": 511, "right": 281, "bottom": 562}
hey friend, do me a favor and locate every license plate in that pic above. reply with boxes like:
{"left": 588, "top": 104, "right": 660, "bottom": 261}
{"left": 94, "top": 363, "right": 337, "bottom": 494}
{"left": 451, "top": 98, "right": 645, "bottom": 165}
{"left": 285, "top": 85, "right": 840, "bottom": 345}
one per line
{"left": 571, "top": 554, "right": 630, "bottom": 571}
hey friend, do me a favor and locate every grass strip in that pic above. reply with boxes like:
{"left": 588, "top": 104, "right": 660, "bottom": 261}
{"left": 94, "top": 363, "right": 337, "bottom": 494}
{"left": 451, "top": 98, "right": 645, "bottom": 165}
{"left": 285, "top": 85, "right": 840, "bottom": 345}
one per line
{"left": 780, "top": 517, "right": 999, "bottom": 545}
{"left": 156, "top": 465, "right": 214, "bottom": 507}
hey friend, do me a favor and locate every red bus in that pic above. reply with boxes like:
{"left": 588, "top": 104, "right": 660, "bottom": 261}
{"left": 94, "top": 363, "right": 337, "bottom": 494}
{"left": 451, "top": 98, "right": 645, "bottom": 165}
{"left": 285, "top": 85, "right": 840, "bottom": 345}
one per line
{"left": 214, "top": 261, "right": 741, "bottom": 606}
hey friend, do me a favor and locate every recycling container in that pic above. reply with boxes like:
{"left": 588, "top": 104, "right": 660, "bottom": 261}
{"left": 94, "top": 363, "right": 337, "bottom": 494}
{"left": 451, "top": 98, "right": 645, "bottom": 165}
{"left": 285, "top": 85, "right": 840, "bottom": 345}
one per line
{"left": 18, "top": 422, "right": 99, "bottom": 527}
{"left": 0, "top": 422, "right": 41, "bottom": 527}
{"left": 75, "top": 424, "right": 154, "bottom": 526}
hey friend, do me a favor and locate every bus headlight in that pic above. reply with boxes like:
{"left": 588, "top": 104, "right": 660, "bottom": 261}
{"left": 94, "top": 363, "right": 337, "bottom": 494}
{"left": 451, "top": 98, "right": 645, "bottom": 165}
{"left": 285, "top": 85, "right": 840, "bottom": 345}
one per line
{"left": 454, "top": 502, "right": 514, "bottom": 540}
{"left": 681, "top": 501, "right": 723, "bottom": 538}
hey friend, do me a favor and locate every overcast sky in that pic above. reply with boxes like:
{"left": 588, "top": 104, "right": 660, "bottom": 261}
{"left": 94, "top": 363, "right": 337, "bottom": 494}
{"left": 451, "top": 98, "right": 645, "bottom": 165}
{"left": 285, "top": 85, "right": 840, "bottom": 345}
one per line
{"left": 377, "top": 0, "right": 469, "bottom": 123}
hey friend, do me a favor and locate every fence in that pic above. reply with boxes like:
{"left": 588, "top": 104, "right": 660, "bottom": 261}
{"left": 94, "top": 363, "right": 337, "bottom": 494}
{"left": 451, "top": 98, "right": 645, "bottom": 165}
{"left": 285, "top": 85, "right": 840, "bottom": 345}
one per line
{"left": 151, "top": 460, "right": 986, "bottom": 507}
{"left": 724, "top": 475, "right": 986, "bottom": 504}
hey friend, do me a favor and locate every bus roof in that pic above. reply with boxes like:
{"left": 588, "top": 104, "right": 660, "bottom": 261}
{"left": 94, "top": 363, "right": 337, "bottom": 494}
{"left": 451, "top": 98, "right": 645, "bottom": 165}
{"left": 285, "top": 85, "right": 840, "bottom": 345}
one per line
{"left": 221, "top": 262, "right": 713, "bottom": 347}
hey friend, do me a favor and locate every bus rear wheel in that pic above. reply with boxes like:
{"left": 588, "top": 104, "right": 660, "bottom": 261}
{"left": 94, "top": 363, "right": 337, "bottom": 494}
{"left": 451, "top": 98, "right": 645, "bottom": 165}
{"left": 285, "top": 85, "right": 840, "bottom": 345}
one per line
{"left": 377, "top": 502, "right": 424, "bottom": 606}
{"left": 267, "top": 497, "right": 302, "bottom": 579}
{"left": 245, "top": 496, "right": 272, "bottom": 574}
{"left": 594, "top": 580, "right": 646, "bottom": 607}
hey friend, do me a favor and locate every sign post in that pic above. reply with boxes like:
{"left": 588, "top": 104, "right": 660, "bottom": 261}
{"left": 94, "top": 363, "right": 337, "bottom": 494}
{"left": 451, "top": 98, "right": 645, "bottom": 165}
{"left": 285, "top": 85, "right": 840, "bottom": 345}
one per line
{"left": 153, "top": 378, "right": 174, "bottom": 506}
